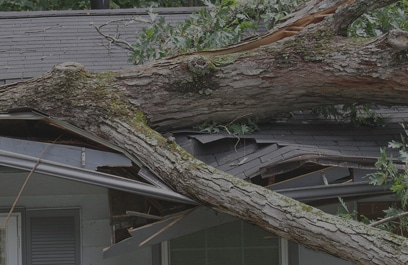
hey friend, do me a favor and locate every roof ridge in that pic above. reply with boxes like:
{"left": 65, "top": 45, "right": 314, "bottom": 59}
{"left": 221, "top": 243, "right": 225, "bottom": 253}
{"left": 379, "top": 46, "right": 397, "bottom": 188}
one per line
{"left": 0, "top": 6, "right": 200, "bottom": 19}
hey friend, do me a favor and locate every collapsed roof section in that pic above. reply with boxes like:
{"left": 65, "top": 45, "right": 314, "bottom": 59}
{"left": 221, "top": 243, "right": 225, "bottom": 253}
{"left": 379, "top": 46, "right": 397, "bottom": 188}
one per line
{"left": 173, "top": 107, "right": 406, "bottom": 202}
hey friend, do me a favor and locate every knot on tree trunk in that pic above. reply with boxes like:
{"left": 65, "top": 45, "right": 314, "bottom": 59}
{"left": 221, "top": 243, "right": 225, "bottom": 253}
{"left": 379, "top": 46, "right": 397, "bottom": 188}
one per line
{"left": 54, "top": 62, "right": 86, "bottom": 73}
{"left": 187, "top": 55, "right": 216, "bottom": 76}
{"left": 387, "top": 29, "right": 408, "bottom": 51}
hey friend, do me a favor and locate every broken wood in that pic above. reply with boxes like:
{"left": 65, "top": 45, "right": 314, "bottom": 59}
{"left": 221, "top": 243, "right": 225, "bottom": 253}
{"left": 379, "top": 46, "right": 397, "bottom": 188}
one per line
{"left": 138, "top": 208, "right": 194, "bottom": 247}
{"left": 126, "top": 210, "right": 163, "bottom": 220}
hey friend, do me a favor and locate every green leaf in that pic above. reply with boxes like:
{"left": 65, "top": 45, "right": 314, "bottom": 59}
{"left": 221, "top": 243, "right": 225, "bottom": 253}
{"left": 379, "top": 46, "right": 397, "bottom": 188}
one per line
{"left": 368, "top": 172, "right": 388, "bottom": 186}
{"left": 389, "top": 140, "right": 403, "bottom": 149}
{"left": 400, "top": 150, "right": 408, "bottom": 164}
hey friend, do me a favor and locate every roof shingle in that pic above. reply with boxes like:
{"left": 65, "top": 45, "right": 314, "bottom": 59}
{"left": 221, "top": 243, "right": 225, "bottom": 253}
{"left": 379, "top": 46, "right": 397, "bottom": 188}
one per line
{"left": 0, "top": 8, "right": 196, "bottom": 82}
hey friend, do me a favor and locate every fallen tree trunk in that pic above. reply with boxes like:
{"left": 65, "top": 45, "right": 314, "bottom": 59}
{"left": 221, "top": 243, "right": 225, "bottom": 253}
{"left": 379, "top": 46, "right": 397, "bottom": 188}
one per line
{"left": 1, "top": 0, "right": 408, "bottom": 264}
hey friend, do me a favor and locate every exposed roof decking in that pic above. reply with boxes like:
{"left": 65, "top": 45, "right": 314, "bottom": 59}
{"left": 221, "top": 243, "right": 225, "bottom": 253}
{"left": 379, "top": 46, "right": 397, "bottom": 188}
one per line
{"left": 175, "top": 108, "right": 406, "bottom": 186}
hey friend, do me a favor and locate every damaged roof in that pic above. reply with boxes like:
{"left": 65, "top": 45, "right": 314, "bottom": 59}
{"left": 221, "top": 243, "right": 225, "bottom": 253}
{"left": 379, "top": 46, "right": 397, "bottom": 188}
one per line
{"left": 1, "top": 8, "right": 407, "bottom": 257}
{"left": 173, "top": 107, "right": 407, "bottom": 201}
{"left": 0, "top": 109, "right": 195, "bottom": 205}
{"left": 1, "top": 8, "right": 405, "bottom": 202}
{"left": 104, "top": 107, "right": 408, "bottom": 258}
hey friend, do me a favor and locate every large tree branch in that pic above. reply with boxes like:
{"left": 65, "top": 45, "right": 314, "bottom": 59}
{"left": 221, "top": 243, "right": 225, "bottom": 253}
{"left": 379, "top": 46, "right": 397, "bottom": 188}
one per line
{"left": 121, "top": 28, "right": 407, "bottom": 130}
{"left": 2, "top": 63, "right": 407, "bottom": 264}
{"left": 1, "top": 0, "right": 408, "bottom": 132}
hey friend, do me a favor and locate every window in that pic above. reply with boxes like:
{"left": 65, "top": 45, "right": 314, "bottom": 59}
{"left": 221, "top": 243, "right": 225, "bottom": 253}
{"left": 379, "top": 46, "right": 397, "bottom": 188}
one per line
{"left": 0, "top": 228, "right": 4, "bottom": 265}
{"left": 0, "top": 213, "right": 22, "bottom": 265}
{"left": 168, "top": 221, "right": 280, "bottom": 265}
{"left": 26, "top": 209, "right": 80, "bottom": 265}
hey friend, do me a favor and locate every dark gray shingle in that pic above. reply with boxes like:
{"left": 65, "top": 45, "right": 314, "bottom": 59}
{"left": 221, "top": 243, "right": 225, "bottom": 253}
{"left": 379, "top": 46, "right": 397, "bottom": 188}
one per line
{"left": 0, "top": 7, "right": 197, "bottom": 82}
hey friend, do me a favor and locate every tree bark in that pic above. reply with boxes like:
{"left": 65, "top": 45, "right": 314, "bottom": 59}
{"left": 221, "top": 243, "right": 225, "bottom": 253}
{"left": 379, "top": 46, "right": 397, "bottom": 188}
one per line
{"left": 1, "top": 0, "right": 408, "bottom": 264}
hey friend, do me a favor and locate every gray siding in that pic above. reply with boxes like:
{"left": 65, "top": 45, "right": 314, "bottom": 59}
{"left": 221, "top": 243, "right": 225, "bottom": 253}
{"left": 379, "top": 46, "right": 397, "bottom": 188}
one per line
{"left": 298, "top": 246, "right": 353, "bottom": 265}
{"left": 0, "top": 169, "right": 150, "bottom": 265}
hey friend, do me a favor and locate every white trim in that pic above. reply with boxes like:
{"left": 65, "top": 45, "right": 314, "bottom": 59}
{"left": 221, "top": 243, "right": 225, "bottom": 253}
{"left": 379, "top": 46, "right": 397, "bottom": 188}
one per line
{"left": 280, "top": 238, "right": 289, "bottom": 265}
{"left": 0, "top": 213, "right": 22, "bottom": 265}
{"left": 161, "top": 241, "right": 169, "bottom": 265}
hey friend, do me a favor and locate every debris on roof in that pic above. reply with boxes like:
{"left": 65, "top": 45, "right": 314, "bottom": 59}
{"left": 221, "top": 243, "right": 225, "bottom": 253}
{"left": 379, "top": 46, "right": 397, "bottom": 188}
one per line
{"left": 173, "top": 107, "right": 406, "bottom": 202}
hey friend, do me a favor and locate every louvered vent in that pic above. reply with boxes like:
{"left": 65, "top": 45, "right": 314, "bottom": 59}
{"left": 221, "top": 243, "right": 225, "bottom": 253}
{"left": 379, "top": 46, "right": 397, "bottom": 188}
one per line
{"left": 29, "top": 216, "right": 77, "bottom": 265}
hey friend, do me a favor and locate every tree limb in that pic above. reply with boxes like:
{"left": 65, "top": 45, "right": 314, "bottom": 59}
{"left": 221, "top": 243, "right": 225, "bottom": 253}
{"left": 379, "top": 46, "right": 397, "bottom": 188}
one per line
{"left": 370, "top": 211, "right": 408, "bottom": 227}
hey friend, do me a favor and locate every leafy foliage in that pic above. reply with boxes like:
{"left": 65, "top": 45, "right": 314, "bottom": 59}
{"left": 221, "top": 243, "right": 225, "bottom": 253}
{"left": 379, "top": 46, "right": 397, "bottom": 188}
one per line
{"left": 364, "top": 124, "right": 408, "bottom": 235}
{"left": 0, "top": 0, "right": 33, "bottom": 10}
{"left": 130, "top": 0, "right": 304, "bottom": 63}
{"left": 198, "top": 118, "right": 259, "bottom": 135}
{"left": 337, "top": 124, "right": 408, "bottom": 235}
{"left": 127, "top": 0, "right": 408, "bottom": 63}
{"left": 0, "top": 0, "right": 89, "bottom": 10}
{"left": 379, "top": 207, "right": 408, "bottom": 235}
{"left": 312, "top": 103, "right": 385, "bottom": 126}
{"left": 336, "top": 197, "right": 358, "bottom": 220}
{"left": 348, "top": 1, "right": 408, "bottom": 37}
{"left": 111, "top": 0, "right": 202, "bottom": 8}
{"left": 368, "top": 126, "right": 408, "bottom": 209}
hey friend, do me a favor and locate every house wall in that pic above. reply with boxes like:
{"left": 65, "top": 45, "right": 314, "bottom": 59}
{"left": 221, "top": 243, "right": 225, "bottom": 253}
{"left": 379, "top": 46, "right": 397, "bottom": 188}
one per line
{"left": 1, "top": 168, "right": 397, "bottom": 265}
{"left": 298, "top": 246, "right": 353, "bottom": 265}
{"left": 294, "top": 202, "right": 354, "bottom": 265}
{"left": 0, "top": 169, "right": 151, "bottom": 265}
{"left": 295, "top": 195, "right": 397, "bottom": 265}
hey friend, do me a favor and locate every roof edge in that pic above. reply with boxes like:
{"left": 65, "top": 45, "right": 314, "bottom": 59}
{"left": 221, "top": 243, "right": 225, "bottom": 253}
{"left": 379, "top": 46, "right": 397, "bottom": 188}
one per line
{"left": 0, "top": 7, "right": 200, "bottom": 19}
{"left": 0, "top": 149, "right": 196, "bottom": 204}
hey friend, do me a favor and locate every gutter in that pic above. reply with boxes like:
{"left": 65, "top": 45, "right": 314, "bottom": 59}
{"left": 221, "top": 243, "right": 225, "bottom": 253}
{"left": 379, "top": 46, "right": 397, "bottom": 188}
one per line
{"left": 276, "top": 181, "right": 391, "bottom": 202}
{"left": 0, "top": 149, "right": 196, "bottom": 205}
{"left": 1, "top": 109, "right": 169, "bottom": 189}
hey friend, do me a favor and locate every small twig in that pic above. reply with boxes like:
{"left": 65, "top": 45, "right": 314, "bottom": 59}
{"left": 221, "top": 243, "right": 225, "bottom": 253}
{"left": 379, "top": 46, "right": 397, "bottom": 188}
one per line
{"left": 223, "top": 113, "right": 253, "bottom": 151}
{"left": 2, "top": 135, "right": 63, "bottom": 229}
{"left": 93, "top": 23, "right": 135, "bottom": 51}
{"left": 92, "top": 17, "right": 152, "bottom": 52}
{"left": 369, "top": 211, "right": 408, "bottom": 227}
{"left": 225, "top": 113, "right": 252, "bottom": 127}
{"left": 218, "top": 124, "right": 241, "bottom": 152}
{"left": 24, "top": 24, "right": 61, "bottom": 34}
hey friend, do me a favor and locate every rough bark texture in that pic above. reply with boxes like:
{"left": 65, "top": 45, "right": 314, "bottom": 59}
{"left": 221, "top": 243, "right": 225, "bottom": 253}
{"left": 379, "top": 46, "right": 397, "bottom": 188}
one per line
{"left": 1, "top": 0, "right": 408, "bottom": 264}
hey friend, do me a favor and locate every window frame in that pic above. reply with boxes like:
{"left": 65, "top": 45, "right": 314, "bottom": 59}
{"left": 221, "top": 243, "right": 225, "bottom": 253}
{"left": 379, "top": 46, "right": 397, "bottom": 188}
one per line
{"left": 163, "top": 220, "right": 291, "bottom": 265}
{"left": 0, "top": 211, "right": 23, "bottom": 265}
